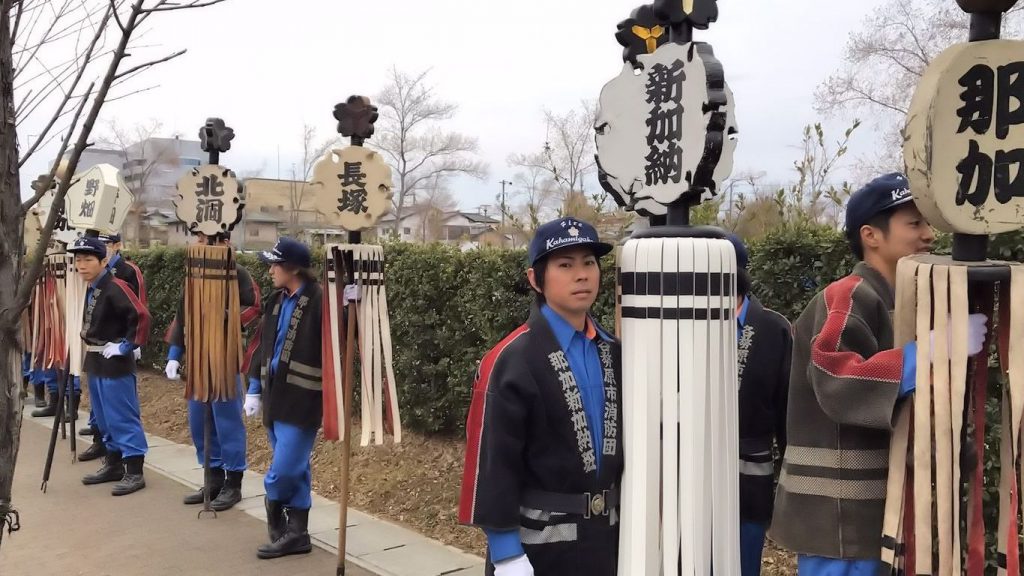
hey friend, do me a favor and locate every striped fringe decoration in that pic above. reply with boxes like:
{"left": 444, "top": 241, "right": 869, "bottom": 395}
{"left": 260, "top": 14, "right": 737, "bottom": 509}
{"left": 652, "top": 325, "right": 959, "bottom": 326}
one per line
{"left": 31, "top": 254, "right": 67, "bottom": 373}
{"left": 183, "top": 244, "right": 243, "bottom": 402}
{"left": 64, "top": 254, "right": 87, "bottom": 376}
{"left": 618, "top": 237, "right": 740, "bottom": 576}
{"left": 322, "top": 244, "right": 401, "bottom": 446}
{"left": 882, "top": 255, "right": 1024, "bottom": 576}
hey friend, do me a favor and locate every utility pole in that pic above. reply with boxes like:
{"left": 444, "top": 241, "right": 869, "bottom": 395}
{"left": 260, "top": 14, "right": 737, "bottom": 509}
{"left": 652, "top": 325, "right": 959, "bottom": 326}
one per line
{"left": 499, "top": 179, "right": 513, "bottom": 226}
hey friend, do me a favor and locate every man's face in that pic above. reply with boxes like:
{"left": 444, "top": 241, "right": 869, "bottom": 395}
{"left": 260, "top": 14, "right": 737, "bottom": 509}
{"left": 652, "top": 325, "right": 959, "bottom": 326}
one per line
{"left": 873, "top": 204, "right": 936, "bottom": 264}
{"left": 269, "top": 263, "right": 291, "bottom": 289}
{"left": 105, "top": 241, "right": 121, "bottom": 255}
{"left": 74, "top": 253, "right": 106, "bottom": 283}
{"left": 529, "top": 246, "right": 600, "bottom": 317}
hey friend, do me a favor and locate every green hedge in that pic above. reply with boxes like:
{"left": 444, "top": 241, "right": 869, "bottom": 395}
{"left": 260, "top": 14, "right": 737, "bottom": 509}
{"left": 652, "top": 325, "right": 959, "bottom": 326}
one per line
{"left": 126, "top": 243, "right": 615, "bottom": 436}
{"left": 127, "top": 228, "right": 1024, "bottom": 438}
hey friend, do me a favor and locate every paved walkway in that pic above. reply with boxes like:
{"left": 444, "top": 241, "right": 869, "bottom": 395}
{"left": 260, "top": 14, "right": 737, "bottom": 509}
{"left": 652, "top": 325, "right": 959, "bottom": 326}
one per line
{"left": 2, "top": 406, "right": 485, "bottom": 576}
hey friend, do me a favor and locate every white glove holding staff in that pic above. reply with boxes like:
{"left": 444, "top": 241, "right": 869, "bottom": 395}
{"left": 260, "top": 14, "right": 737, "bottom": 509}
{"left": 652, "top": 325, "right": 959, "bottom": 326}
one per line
{"left": 929, "top": 313, "right": 988, "bottom": 359}
{"left": 344, "top": 284, "right": 360, "bottom": 303}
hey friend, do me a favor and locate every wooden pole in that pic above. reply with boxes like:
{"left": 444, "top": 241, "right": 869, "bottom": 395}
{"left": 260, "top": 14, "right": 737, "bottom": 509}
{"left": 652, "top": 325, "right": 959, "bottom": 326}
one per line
{"left": 337, "top": 297, "right": 356, "bottom": 575}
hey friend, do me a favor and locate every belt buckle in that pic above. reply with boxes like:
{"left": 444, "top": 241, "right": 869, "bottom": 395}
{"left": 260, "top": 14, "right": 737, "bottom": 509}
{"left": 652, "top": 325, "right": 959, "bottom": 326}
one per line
{"left": 585, "top": 490, "right": 608, "bottom": 519}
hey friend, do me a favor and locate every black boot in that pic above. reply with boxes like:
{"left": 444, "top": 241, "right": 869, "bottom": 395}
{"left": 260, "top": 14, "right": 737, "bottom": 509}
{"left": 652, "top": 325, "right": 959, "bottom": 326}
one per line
{"left": 31, "top": 391, "right": 58, "bottom": 417}
{"left": 257, "top": 507, "right": 312, "bottom": 559}
{"left": 33, "top": 386, "right": 46, "bottom": 408}
{"left": 82, "top": 451, "right": 123, "bottom": 485}
{"left": 184, "top": 467, "right": 224, "bottom": 505}
{"left": 112, "top": 456, "right": 146, "bottom": 496}
{"left": 78, "top": 428, "right": 107, "bottom": 462}
{"left": 210, "top": 470, "right": 243, "bottom": 511}
{"left": 264, "top": 498, "right": 286, "bottom": 543}
{"left": 65, "top": 393, "right": 81, "bottom": 420}
{"left": 78, "top": 424, "right": 94, "bottom": 436}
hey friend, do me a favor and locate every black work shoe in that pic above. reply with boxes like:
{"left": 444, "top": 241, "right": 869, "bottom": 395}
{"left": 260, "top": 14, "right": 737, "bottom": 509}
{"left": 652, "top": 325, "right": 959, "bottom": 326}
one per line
{"left": 210, "top": 471, "right": 243, "bottom": 511}
{"left": 184, "top": 467, "right": 224, "bottom": 505}
{"left": 111, "top": 456, "right": 146, "bottom": 496}
{"left": 78, "top": 438, "right": 107, "bottom": 462}
{"left": 78, "top": 425, "right": 94, "bottom": 436}
{"left": 33, "top": 387, "right": 47, "bottom": 408}
{"left": 264, "top": 498, "right": 286, "bottom": 543}
{"left": 82, "top": 452, "right": 123, "bottom": 485}
{"left": 31, "top": 392, "right": 58, "bottom": 417}
{"left": 257, "top": 507, "right": 312, "bottom": 559}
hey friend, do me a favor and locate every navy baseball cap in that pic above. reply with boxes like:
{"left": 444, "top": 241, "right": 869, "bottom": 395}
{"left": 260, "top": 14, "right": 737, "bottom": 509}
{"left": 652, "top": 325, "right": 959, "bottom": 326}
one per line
{"left": 528, "top": 217, "right": 613, "bottom": 266}
{"left": 98, "top": 233, "right": 121, "bottom": 243}
{"left": 260, "top": 237, "right": 312, "bottom": 269}
{"left": 67, "top": 236, "right": 106, "bottom": 259}
{"left": 845, "top": 173, "right": 915, "bottom": 239}
{"left": 725, "top": 233, "right": 749, "bottom": 269}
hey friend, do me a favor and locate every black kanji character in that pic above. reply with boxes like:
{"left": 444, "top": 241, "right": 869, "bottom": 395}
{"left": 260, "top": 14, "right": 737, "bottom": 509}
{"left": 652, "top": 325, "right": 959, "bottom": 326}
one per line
{"left": 339, "top": 162, "right": 367, "bottom": 188}
{"left": 85, "top": 179, "right": 99, "bottom": 197}
{"left": 196, "top": 174, "right": 225, "bottom": 197}
{"left": 338, "top": 188, "right": 369, "bottom": 214}
{"left": 956, "top": 139, "right": 993, "bottom": 207}
{"left": 79, "top": 200, "right": 95, "bottom": 218}
{"left": 996, "top": 61, "right": 1024, "bottom": 139}
{"left": 994, "top": 147, "right": 1024, "bottom": 204}
{"left": 646, "top": 103, "right": 684, "bottom": 145}
{"left": 196, "top": 198, "right": 225, "bottom": 223}
{"left": 645, "top": 60, "right": 686, "bottom": 105}
{"left": 645, "top": 143, "right": 684, "bottom": 185}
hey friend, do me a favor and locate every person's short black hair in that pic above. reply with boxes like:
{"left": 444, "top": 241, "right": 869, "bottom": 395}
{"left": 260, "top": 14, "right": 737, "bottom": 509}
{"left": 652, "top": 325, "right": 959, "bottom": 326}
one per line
{"left": 736, "top": 267, "right": 751, "bottom": 300}
{"left": 847, "top": 206, "right": 897, "bottom": 260}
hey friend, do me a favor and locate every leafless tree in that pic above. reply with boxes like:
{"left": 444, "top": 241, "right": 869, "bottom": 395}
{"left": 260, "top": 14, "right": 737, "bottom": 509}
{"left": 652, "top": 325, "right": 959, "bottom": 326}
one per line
{"left": 773, "top": 121, "right": 862, "bottom": 229}
{"left": 286, "top": 124, "right": 339, "bottom": 235}
{"left": 412, "top": 175, "right": 457, "bottom": 242}
{"left": 0, "top": 0, "right": 228, "bottom": 548}
{"left": 98, "top": 119, "right": 181, "bottom": 245}
{"left": 374, "top": 67, "right": 487, "bottom": 234}
{"left": 509, "top": 101, "right": 598, "bottom": 202}
{"left": 816, "top": 0, "right": 1023, "bottom": 172}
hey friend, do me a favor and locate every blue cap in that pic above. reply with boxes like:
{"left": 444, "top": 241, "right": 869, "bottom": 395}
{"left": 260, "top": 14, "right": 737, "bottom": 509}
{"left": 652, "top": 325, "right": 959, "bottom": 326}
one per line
{"left": 845, "top": 173, "right": 914, "bottom": 239}
{"left": 528, "top": 217, "right": 613, "bottom": 266}
{"left": 260, "top": 237, "right": 312, "bottom": 269}
{"left": 67, "top": 236, "right": 106, "bottom": 259}
{"left": 725, "top": 233, "right": 748, "bottom": 269}
{"left": 99, "top": 233, "right": 122, "bottom": 243}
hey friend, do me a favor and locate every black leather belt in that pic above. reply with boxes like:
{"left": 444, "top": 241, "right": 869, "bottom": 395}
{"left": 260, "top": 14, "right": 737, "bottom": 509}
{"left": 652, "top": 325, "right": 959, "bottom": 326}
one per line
{"left": 522, "top": 487, "right": 620, "bottom": 519}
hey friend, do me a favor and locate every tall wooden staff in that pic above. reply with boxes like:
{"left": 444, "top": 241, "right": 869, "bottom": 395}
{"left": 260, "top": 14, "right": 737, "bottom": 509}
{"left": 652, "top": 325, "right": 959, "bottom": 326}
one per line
{"left": 174, "top": 118, "right": 245, "bottom": 518}
{"left": 314, "top": 95, "right": 400, "bottom": 576}
{"left": 881, "top": 2, "right": 1024, "bottom": 574}
{"left": 596, "top": 1, "right": 742, "bottom": 573}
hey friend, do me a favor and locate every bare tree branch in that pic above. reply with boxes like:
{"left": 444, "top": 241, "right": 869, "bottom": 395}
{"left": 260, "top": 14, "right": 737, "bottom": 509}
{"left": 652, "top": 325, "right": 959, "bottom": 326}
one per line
{"left": 110, "top": 0, "right": 126, "bottom": 33}
{"left": 18, "top": 4, "right": 110, "bottom": 166}
{"left": 374, "top": 67, "right": 489, "bottom": 232}
{"left": 113, "top": 48, "right": 184, "bottom": 79}
{"left": 20, "top": 82, "right": 93, "bottom": 213}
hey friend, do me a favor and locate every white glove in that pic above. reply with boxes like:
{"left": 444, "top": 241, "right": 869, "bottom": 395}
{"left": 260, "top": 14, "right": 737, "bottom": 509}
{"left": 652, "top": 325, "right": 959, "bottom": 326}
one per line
{"left": 966, "top": 313, "right": 988, "bottom": 356}
{"left": 102, "top": 342, "right": 126, "bottom": 359}
{"left": 930, "top": 313, "right": 988, "bottom": 359}
{"left": 165, "top": 360, "right": 181, "bottom": 380}
{"left": 344, "top": 284, "right": 360, "bottom": 303}
{"left": 494, "top": 555, "right": 534, "bottom": 576}
{"left": 243, "top": 394, "right": 262, "bottom": 417}
{"left": 134, "top": 347, "right": 142, "bottom": 361}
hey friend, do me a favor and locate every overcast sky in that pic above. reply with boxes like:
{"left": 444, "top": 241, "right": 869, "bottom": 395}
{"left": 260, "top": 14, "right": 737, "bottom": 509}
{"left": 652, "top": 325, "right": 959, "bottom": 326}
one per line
{"left": 19, "top": 0, "right": 895, "bottom": 211}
